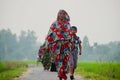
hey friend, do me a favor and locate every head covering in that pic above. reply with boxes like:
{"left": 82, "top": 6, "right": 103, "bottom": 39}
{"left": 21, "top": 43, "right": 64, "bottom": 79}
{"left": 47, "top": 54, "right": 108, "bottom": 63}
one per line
{"left": 57, "top": 10, "right": 70, "bottom": 22}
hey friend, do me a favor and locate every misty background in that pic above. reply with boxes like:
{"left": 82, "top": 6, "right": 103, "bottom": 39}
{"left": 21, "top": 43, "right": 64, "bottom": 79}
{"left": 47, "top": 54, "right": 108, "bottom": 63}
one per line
{"left": 0, "top": 0, "right": 120, "bottom": 61}
{"left": 0, "top": 29, "right": 120, "bottom": 62}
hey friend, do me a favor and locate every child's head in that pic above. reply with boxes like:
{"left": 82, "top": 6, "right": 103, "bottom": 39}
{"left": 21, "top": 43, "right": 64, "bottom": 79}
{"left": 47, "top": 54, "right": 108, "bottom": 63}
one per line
{"left": 72, "top": 26, "right": 77, "bottom": 34}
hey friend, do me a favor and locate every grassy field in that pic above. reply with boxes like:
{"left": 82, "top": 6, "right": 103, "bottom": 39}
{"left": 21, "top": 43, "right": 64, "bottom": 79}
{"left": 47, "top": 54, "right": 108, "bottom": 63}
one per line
{"left": 1, "top": 61, "right": 120, "bottom": 80}
{"left": 0, "top": 61, "right": 28, "bottom": 80}
{"left": 75, "top": 62, "right": 120, "bottom": 80}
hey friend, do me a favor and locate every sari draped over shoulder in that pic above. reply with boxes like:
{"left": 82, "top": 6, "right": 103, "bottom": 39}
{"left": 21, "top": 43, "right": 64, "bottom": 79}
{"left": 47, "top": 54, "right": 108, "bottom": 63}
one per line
{"left": 45, "top": 20, "right": 72, "bottom": 78}
{"left": 45, "top": 20, "right": 73, "bottom": 52}
{"left": 45, "top": 20, "right": 72, "bottom": 45}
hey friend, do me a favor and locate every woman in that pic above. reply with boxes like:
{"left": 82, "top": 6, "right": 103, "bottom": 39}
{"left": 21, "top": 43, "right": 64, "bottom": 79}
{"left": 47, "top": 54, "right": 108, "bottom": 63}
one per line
{"left": 44, "top": 10, "right": 72, "bottom": 80}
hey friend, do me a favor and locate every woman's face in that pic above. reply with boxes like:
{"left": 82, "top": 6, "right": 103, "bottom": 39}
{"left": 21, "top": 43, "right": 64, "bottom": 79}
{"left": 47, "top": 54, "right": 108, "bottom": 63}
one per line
{"left": 58, "top": 11, "right": 66, "bottom": 20}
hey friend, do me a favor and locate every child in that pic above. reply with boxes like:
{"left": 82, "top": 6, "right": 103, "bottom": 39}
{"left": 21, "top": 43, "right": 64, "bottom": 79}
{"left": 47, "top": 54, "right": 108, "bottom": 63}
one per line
{"left": 68, "top": 26, "right": 82, "bottom": 80}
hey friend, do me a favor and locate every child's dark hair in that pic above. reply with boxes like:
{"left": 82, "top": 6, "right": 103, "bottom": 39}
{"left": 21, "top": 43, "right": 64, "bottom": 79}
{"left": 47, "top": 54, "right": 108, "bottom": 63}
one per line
{"left": 72, "top": 26, "right": 77, "bottom": 31}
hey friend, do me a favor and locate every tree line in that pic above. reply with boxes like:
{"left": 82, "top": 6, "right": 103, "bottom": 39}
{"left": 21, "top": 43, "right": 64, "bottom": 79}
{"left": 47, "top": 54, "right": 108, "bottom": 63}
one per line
{"left": 0, "top": 29, "right": 120, "bottom": 62}
{"left": 0, "top": 29, "right": 40, "bottom": 60}
{"left": 80, "top": 36, "right": 120, "bottom": 62}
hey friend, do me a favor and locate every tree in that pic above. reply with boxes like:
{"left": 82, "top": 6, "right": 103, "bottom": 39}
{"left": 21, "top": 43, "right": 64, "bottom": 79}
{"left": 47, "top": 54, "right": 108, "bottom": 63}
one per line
{"left": 0, "top": 29, "right": 18, "bottom": 60}
{"left": 18, "top": 30, "right": 38, "bottom": 60}
{"left": 0, "top": 29, "right": 39, "bottom": 61}
{"left": 82, "top": 36, "right": 92, "bottom": 54}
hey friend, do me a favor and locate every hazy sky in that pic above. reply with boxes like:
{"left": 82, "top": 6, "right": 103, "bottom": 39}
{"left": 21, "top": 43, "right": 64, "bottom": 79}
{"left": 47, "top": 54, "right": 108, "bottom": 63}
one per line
{"left": 0, "top": 0, "right": 120, "bottom": 45}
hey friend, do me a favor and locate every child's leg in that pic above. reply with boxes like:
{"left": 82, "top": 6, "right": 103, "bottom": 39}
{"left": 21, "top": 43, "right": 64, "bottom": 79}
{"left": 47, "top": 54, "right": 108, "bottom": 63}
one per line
{"left": 72, "top": 68, "right": 75, "bottom": 79}
{"left": 69, "top": 67, "right": 74, "bottom": 75}
{"left": 70, "top": 50, "right": 78, "bottom": 79}
{"left": 68, "top": 51, "right": 74, "bottom": 75}
{"left": 69, "top": 67, "right": 75, "bottom": 80}
{"left": 73, "top": 68, "right": 75, "bottom": 74}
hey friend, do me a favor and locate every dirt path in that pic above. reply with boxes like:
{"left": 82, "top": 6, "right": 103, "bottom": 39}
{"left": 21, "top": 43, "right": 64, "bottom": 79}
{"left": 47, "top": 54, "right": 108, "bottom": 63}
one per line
{"left": 15, "top": 64, "right": 83, "bottom": 80}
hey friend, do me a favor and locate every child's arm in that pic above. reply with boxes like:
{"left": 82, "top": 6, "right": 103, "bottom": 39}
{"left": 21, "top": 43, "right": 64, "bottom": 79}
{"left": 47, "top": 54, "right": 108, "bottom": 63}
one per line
{"left": 79, "top": 41, "right": 82, "bottom": 55}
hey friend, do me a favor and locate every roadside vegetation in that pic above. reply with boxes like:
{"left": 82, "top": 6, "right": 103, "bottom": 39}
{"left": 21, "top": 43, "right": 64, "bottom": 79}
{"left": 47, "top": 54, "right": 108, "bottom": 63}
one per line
{"left": 76, "top": 62, "right": 120, "bottom": 80}
{"left": 0, "top": 61, "right": 28, "bottom": 80}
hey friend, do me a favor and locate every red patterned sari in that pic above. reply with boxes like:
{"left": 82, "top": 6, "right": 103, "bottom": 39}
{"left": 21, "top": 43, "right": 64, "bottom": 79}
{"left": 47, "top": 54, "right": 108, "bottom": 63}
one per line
{"left": 44, "top": 10, "right": 72, "bottom": 79}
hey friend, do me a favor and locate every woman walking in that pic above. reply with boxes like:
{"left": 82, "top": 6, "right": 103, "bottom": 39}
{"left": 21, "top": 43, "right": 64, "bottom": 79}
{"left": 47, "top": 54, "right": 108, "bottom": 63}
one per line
{"left": 44, "top": 10, "right": 72, "bottom": 80}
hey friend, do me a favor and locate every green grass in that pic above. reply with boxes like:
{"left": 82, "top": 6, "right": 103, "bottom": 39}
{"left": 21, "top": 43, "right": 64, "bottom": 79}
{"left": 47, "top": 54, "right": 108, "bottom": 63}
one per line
{"left": 21, "top": 60, "right": 37, "bottom": 64}
{"left": 75, "top": 62, "right": 120, "bottom": 80}
{"left": 0, "top": 61, "right": 28, "bottom": 80}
